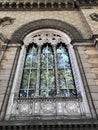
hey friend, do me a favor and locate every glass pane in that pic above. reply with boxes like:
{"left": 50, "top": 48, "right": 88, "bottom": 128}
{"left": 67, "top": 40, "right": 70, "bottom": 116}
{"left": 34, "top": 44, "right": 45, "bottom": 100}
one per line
{"left": 24, "top": 45, "right": 38, "bottom": 68}
{"left": 21, "top": 69, "right": 30, "bottom": 89}
{"left": 28, "top": 90, "right": 35, "bottom": 97}
{"left": 19, "top": 90, "right": 28, "bottom": 97}
{"left": 41, "top": 53, "right": 47, "bottom": 69}
{"left": 60, "top": 89, "right": 77, "bottom": 97}
{"left": 30, "top": 70, "right": 37, "bottom": 89}
{"left": 24, "top": 53, "right": 32, "bottom": 68}
{"left": 42, "top": 45, "right": 52, "bottom": 53}
{"left": 57, "top": 44, "right": 76, "bottom": 97}
{"left": 40, "top": 44, "right": 56, "bottom": 97}
{"left": 41, "top": 44, "right": 53, "bottom": 69}
{"left": 58, "top": 69, "right": 67, "bottom": 89}
{"left": 48, "top": 53, "right": 54, "bottom": 68}
{"left": 19, "top": 44, "right": 38, "bottom": 98}
{"left": 32, "top": 53, "right": 37, "bottom": 68}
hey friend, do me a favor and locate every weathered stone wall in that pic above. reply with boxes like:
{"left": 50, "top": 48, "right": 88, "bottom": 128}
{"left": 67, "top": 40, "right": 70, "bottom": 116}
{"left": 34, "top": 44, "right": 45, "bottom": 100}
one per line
{"left": 81, "top": 7, "right": 98, "bottom": 35}
{"left": 0, "top": 45, "right": 19, "bottom": 119}
{"left": 77, "top": 45, "right": 98, "bottom": 116}
{"left": 0, "top": 10, "right": 91, "bottom": 39}
{"left": 85, "top": 46, "right": 98, "bottom": 114}
{"left": 0, "top": 7, "right": 98, "bottom": 119}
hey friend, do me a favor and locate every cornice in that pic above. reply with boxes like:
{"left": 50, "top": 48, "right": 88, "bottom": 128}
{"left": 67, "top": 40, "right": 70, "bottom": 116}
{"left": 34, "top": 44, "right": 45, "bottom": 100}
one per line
{"left": 0, "top": 0, "right": 97, "bottom": 11}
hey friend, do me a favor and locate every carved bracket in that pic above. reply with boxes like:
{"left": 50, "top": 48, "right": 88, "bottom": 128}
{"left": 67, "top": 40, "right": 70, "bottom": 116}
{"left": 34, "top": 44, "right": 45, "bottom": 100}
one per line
{"left": 0, "top": 17, "right": 16, "bottom": 27}
{"left": 90, "top": 13, "right": 98, "bottom": 21}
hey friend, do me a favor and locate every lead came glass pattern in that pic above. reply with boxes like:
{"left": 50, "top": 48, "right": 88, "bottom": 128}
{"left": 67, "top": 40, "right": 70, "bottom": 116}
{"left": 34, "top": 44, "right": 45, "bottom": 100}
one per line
{"left": 57, "top": 43, "right": 77, "bottom": 97}
{"left": 19, "top": 43, "right": 77, "bottom": 98}
{"left": 40, "top": 44, "right": 56, "bottom": 97}
{"left": 19, "top": 44, "right": 38, "bottom": 97}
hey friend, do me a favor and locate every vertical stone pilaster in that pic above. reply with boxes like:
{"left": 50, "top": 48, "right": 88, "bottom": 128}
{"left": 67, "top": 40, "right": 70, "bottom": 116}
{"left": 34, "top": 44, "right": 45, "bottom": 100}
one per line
{"left": 36, "top": 46, "right": 41, "bottom": 96}
{"left": 53, "top": 45, "right": 60, "bottom": 96}
{"left": 0, "top": 42, "right": 21, "bottom": 120}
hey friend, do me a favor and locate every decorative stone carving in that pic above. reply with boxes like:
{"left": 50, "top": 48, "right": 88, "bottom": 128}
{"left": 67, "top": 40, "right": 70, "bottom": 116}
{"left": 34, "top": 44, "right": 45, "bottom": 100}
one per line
{"left": 40, "top": 102, "right": 56, "bottom": 115}
{"left": 24, "top": 32, "right": 63, "bottom": 46}
{"left": 10, "top": 99, "right": 83, "bottom": 119}
{"left": 90, "top": 13, "right": 98, "bottom": 21}
{"left": 64, "top": 101, "right": 80, "bottom": 115}
{"left": 0, "top": 17, "right": 16, "bottom": 27}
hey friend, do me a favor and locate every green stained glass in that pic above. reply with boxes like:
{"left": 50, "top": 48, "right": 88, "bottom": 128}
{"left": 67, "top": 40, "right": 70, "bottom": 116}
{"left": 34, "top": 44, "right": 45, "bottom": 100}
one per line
{"left": 57, "top": 43, "right": 75, "bottom": 97}
{"left": 21, "top": 69, "right": 30, "bottom": 89}
{"left": 41, "top": 53, "right": 47, "bottom": 69}
{"left": 24, "top": 53, "right": 32, "bottom": 68}
{"left": 32, "top": 53, "right": 37, "bottom": 68}
{"left": 19, "top": 44, "right": 37, "bottom": 97}
{"left": 30, "top": 70, "right": 37, "bottom": 89}
{"left": 40, "top": 44, "right": 56, "bottom": 97}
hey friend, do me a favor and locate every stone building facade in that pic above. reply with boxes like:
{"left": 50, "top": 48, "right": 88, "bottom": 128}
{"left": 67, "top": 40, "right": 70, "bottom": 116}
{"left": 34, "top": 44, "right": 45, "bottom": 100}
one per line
{"left": 0, "top": 0, "right": 98, "bottom": 129}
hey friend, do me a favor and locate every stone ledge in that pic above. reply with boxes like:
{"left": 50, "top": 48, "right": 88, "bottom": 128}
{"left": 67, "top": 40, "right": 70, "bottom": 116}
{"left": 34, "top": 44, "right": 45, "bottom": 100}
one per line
{"left": 0, "top": 119, "right": 98, "bottom": 126}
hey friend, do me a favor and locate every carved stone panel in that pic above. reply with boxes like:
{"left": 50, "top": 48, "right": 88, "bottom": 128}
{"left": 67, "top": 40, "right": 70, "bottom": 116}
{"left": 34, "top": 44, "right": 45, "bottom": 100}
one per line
{"left": 11, "top": 99, "right": 84, "bottom": 119}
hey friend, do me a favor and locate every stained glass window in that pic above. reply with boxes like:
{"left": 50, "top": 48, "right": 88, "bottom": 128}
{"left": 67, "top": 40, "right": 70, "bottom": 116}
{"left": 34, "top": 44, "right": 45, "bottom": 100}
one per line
{"left": 19, "top": 43, "right": 76, "bottom": 98}
{"left": 40, "top": 44, "right": 56, "bottom": 97}
{"left": 19, "top": 44, "right": 38, "bottom": 97}
{"left": 57, "top": 43, "right": 77, "bottom": 97}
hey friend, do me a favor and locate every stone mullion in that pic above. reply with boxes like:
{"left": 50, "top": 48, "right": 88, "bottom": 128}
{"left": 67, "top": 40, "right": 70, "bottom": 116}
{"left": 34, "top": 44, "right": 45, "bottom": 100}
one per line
{"left": 53, "top": 45, "right": 60, "bottom": 96}
{"left": 35, "top": 46, "right": 41, "bottom": 96}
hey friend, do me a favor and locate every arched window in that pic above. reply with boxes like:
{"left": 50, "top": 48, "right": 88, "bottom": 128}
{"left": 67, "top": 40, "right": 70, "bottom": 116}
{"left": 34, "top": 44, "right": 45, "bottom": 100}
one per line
{"left": 57, "top": 43, "right": 76, "bottom": 97}
{"left": 19, "top": 44, "right": 38, "bottom": 97}
{"left": 40, "top": 44, "right": 56, "bottom": 97}
{"left": 6, "top": 29, "right": 91, "bottom": 119}
{"left": 19, "top": 43, "right": 77, "bottom": 98}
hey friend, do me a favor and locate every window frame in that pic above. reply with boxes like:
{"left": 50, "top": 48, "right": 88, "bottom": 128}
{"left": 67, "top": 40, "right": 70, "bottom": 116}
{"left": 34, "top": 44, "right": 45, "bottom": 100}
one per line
{"left": 5, "top": 29, "right": 91, "bottom": 119}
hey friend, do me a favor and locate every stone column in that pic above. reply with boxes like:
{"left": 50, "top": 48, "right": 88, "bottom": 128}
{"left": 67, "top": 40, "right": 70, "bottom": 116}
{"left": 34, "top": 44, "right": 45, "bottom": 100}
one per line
{"left": 36, "top": 45, "right": 41, "bottom": 96}
{"left": 3, "top": 42, "right": 21, "bottom": 120}
{"left": 53, "top": 45, "right": 60, "bottom": 96}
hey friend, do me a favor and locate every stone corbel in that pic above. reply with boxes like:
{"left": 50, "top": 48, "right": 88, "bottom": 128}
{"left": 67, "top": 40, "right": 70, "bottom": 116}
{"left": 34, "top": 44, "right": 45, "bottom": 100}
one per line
{"left": 90, "top": 13, "right": 98, "bottom": 21}
{"left": 0, "top": 33, "right": 9, "bottom": 50}
{"left": 0, "top": 17, "right": 16, "bottom": 27}
{"left": 0, "top": 33, "right": 9, "bottom": 62}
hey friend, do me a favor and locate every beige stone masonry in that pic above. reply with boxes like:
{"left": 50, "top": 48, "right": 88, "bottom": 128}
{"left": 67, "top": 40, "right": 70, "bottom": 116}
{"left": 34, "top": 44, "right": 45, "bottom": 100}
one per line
{"left": 85, "top": 50, "right": 98, "bottom": 55}
{"left": 95, "top": 80, "right": 98, "bottom": 85}
{"left": 92, "top": 68, "right": 98, "bottom": 74}
{"left": 78, "top": 45, "right": 98, "bottom": 115}
{"left": 94, "top": 101, "right": 98, "bottom": 109}
{"left": 89, "top": 86, "right": 98, "bottom": 93}
{"left": 0, "top": 47, "right": 17, "bottom": 112}
{"left": 88, "top": 58, "right": 98, "bottom": 63}
{"left": 0, "top": 10, "right": 91, "bottom": 40}
{"left": 81, "top": 7, "right": 98, "bottom": 35}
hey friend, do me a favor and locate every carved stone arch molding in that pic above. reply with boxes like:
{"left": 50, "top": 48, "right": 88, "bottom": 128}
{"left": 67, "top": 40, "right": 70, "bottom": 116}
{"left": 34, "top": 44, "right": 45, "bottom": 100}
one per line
{"left": 11, "top": 19, "right": 83, "bottom": 43}
{"left": 5, "top": 19, "right": 93, "bottom": 120}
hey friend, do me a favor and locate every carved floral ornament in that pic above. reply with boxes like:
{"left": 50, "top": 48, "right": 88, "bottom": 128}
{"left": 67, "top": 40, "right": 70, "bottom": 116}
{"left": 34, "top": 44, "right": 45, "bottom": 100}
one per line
{"left": 90, "top": 13, "right": 98, "bottom": 21}
{"left": 0, "top": 17, "right": 16, "bottom": 27}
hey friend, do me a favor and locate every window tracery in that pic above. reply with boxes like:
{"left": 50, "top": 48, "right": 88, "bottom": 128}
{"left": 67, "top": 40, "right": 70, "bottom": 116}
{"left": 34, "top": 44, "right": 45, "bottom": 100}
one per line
{"left": 5, "top": 29, "right": 91, "bottom": 119}
{"left": 19, "top": 42, "right": 77, "bottom": 98}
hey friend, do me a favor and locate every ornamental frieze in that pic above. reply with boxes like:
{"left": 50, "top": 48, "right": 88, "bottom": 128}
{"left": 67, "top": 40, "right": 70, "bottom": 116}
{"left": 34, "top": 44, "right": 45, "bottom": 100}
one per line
{"left": 0, "top": 0, "right": 97, "bottom": 10}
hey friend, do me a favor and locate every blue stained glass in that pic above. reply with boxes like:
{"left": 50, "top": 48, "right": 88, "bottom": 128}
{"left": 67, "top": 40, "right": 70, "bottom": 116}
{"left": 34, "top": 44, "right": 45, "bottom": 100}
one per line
{"left": 40, "top": 44, "right": 56, "bottom": 97}
{"left": 57, "top": 43, "right": 76, "bottom": 97}
{"left": 19, "top": 44, "right": 37, "bottom": 98}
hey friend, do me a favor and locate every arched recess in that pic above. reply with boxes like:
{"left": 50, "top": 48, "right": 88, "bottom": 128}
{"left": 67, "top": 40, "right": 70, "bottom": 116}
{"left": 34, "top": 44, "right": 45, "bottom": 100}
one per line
{"left": 11, "top": 19, "right": 83, "bottom": 43}
{"left": 5, "top": 25, "right": 92, "bottom": 120}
